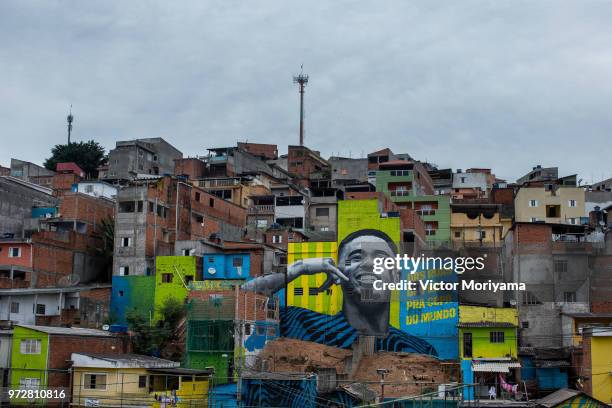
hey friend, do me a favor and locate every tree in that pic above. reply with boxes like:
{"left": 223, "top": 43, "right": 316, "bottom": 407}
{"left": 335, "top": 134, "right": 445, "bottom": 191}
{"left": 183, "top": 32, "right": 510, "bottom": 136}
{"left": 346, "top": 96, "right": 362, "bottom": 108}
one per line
{"left": 126, "top": 297, "right": 186, "bottom": 360}
{"left": 43, "top": 140, "right": 106, "bottom": 177}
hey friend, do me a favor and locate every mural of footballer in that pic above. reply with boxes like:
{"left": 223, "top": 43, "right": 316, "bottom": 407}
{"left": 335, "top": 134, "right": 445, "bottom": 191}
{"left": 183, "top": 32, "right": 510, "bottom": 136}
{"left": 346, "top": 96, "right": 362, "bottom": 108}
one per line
{"left": 243, "top": 229, "right": 438, "bottom": 357}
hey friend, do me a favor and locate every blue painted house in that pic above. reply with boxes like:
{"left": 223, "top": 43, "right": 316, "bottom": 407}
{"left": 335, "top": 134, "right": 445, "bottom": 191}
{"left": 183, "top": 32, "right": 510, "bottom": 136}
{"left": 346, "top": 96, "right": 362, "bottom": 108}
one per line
{"left": 203, "top": 253, "right": 251, "bottom": 280}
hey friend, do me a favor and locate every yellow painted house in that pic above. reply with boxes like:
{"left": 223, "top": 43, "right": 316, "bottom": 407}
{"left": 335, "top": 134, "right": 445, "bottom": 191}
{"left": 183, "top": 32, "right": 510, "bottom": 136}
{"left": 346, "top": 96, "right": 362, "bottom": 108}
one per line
{"left": 515, "top": 186, "right": 585, "bottom": 224}
{"left": 451, "top": 203, "right": 506, "bottom": 245}
{"left": 71, "top": 353, "right": 213, "bottom": 407}
{"left": 582, "top": 328, "right": 612, "bottom": 404}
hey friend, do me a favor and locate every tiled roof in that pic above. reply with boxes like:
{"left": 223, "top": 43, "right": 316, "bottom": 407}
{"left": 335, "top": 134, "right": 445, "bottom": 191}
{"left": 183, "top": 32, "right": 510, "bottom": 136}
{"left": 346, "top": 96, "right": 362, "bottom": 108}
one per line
{"left": 537, "top": 388, "right": 582, "bottom": 408}
{"left": 18, "top": 325, "right": 112, "bottom": 337}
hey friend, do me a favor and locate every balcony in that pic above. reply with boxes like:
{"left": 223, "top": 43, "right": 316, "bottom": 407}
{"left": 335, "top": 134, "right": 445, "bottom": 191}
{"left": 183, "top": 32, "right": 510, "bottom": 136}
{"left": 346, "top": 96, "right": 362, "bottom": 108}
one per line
{"left": 248, "top": 205, "right": 275, "bottom": 215}
{"left": 198, "top": 178, "right": 240, "bottom": 188}
{"left": 390, "top": 190, "right": 412, "bottom": 197}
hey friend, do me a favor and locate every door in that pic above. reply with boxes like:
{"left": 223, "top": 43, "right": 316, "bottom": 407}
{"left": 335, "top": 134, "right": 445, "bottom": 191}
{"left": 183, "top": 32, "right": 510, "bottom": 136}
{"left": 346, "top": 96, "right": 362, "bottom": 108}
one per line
{"left": 463, "top": 332, "right": 473, "bottom": 358}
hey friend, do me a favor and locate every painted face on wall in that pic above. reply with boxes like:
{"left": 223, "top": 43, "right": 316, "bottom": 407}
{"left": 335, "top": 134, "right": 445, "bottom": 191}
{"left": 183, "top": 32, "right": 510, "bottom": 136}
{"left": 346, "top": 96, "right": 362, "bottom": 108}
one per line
{"left": 338, "top": 235, "right": 396, "bottom": 302}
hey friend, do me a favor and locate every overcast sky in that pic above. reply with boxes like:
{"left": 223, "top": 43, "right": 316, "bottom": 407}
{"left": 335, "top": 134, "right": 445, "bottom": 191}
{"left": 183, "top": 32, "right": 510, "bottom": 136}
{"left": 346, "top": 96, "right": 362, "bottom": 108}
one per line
{"left": 1, "top": 1, "right": 611, "bottom": 182}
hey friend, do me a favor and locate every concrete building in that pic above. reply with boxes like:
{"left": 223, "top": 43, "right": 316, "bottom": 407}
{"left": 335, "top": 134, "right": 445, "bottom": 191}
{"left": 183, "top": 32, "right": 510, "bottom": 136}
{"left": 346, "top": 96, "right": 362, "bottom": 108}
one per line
{"left": 104, "top": 137, "right": 182, "bottom": 181}
{"left": 427, "top": 166, "right": 453, "bottom": 196}
{"left": 194, "top": 175, "right": 271, "bottom": 209}
{"left": 308, "top": 179, "right": 339, "bottom": 234}
{"left": 328, "top": 157, "right": 368, "bottom": 185}
{"left": 74, "top": 180, "right": 118, "bottom": 201}
{"left": 0, "top": 176, "right": 57, "bottom": 238}
{"left": 515, "top": 186, "right": 585, "bottom": 225}
{"left": 0, "top": 286, "right": 111, "bottom": 327}
{"left": 590, "top": 177, "right": 612, "bottom": 192}
{"left": 0, "top": 165, "right": 9, "bottom": 176}
{"left": 287, "top": 145, "right": 330, "bottom": 187}
{"left": 113, "top": 176, "right": 246, "bottom": 277}
{"left": 204, "top": 146, "right": 284, "bottom": 179}
{"left": 504, "top": 223, "right": 612, "bottom": 349}
{"left": 10, "top": 158, "right": 55, "bottom": 187}
{"left": 237, "top": 142, "right": 278, "bottom": 160}
{"left": 452, "top": 168, "right": 494, "bottom": 201}
{"left": 517, "top": 165, "right": 559, "bottom": 185}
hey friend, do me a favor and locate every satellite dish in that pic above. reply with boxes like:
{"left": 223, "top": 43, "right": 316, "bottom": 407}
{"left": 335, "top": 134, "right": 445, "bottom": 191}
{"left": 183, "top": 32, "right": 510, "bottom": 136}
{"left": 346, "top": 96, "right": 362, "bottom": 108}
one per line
{"left": 208, "top": 267, "right": 216, "bottom": 275}
{"left": 102, "top": 324, "right": 110, "bottom": 331}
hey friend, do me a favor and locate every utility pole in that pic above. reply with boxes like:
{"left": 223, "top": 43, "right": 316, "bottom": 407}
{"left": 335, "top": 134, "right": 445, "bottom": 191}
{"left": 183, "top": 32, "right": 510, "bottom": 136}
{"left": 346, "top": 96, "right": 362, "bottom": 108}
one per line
{"left": 293, "top": 66, "right": 309, "bottom": 146}
{"left": 67, "top": 105, "right": 74, "bottom": 144}
{"left": 376, "top": 368, "right": 389, "bottom": 403}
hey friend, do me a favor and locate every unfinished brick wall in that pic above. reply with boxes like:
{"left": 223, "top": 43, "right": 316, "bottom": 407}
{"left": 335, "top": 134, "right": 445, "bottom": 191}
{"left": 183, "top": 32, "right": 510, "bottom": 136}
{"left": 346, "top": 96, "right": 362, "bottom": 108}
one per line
{"left": 514, "top": 223, "right": 552, "bottom": 254}
{"left": 174, "top": 158, "right": 206, "bottom": 179}
{"left": 59, "top": 193, "right": 115, "bottom": 230}
{"left": 47, "top": 334, "right": 130, "bottom": 388}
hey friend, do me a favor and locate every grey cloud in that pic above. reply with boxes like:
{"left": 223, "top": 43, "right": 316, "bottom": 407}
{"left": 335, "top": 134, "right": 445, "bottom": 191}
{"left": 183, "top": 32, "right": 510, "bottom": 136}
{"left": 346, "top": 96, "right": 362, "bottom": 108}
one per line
{"left": 1, "top": 0, "right": 611, "bottom": 182}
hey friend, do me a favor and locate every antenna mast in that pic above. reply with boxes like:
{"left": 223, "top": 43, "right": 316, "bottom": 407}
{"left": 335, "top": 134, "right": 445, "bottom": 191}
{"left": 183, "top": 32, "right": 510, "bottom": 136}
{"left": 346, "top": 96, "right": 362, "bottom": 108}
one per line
{"left": 293, "top": 66, "right": 309, "bottom": 146}
{"left": 67, "top": 105, "right": 74, "bottom": 144}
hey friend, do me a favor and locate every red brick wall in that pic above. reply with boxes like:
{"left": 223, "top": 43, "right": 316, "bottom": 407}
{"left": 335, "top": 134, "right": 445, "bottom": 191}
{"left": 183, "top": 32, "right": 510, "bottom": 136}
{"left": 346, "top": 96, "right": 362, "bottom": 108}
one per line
{"left": 52, "top": 173, "right": 80, "bottom": 196}
{"left": 514, "top": 223, "right": 552, "bottom": 254}
{"left": 174, "top": 158, "right": 206, "bottom": 179}
{"left": 47, "top": 334, "right": 130, "bottom": 388}
{"left": 59, "top": 193, "right": 115, "bottom": 231}
{"left": 400, "top": 208, "right": 426, "bottom": 242}
{"left": 237, "top": 143, "right": 278, "bottom": 160}
{"left": 491, "top": 187, "right": 514, "bottom": 205}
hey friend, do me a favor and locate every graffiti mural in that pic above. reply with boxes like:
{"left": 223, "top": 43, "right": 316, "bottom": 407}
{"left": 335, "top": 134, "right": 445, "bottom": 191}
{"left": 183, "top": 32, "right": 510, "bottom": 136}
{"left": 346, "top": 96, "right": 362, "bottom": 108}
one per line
{"left": 243, "top": 198, "right": 460, "bottom": 359}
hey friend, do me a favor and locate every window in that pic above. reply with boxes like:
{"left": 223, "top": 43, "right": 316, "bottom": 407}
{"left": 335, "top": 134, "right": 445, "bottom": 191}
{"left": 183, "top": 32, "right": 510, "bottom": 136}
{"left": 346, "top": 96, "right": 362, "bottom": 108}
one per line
{"left": 320, "top": 226, "right": 330, "bottom": 232}
{"left": 19, "top": 378, "right": 40, "bottom": 389}
{"left": 390, "top": 170, "right": 410, "bottom": 177}
{"left": 138, "top": 375, "right": 147, "bottom": 388}
{"left": 10, "top": 302, "right": 19, "bottom": 313}
{"left": 20, "top": 339, "right": 41, "bottom": 354}
{"left": 83, "top": 373, "right": 107, "bottom": 390}
{"left": 272, "top": 235, "right": 282, "bottom": 244}
{"left": 522, "top": 321, "right": 529, "bottom": 329}
{"left": 9, "top": 247, "right": 21, "bottom": 258}
{"left": 162, "top": 273, "right": 173, "bottom": 283}
{"left": 245, "top": 323, "right": 251, "bottom": 335}
{"left": 119, "top": 291, "right": 124, "bottom": 297}
{"left": 564, "top": 292, "right": 576, "bottom": 303}
{"left": 546, "top": 205, "right": 561, "bottom": 218}
{"left": 294, "top": 287, "right": 304, "bottom": 296}
{"left": 478, "top": 230, "right": 486, "bottom": 240}
{"left": 195, "top": 192, "right": 201, "bottom": 202}
{"left": 137, "top": 201, "right": 143, "bottom": 212}
{"left": 119, "top": 266, "right": 129, "bottom": 276}
{"left": 568, "top": 218, "right": 577, "bottom": 225}
{"left": 233, "top": 257, "right": 243, "bottom": 267}
{"left": 461, "top": 177, "right": 466, "bottom": 183}
{"left": 35, "top": 304, "right": 45, "bottom": 315}
{"left": 308, "top": 288, "right": 319, "bottom": 296}
{"left": 528, "top": 200, "right": 538, "bottom": 207}
{"left": 490, "top": 331, "right": 505, "bottom": 343}
{"left": 208, "top": 257, "right": 215, "bottom": 263}
{"left": 118, "top": 201, "right": 136, "bottom": 213}
{"left": 454, "top": 231, "right": 461, "bottom": 238}
{"left": 554, "top": 260, "right": 568, "bottom": 274}
{"left": 209, "top": 198, "right": 215, "bottom": 207}
{"left": 568, "top": 200, "right": 577, "bottom": 208}
{"left": 315, "top": 207, "right": 330, "bottom": 217}
{"left": 121, "top": 237, "right": 131, "bottom": 247}
{"left": 523, "top": 291, "right": 541, "bottom": 305}
{"left": 256, "top": 326, "right": 265, "bottom": 335}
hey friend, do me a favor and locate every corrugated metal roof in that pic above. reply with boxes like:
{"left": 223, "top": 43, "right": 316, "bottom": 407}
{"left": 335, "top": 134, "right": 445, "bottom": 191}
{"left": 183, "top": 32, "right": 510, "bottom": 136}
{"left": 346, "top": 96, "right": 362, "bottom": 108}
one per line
{"left": 472, "top": 361, "right": 521, "bottom": 373}
{"left": 537, "top": 388, "right": 581, "bottom": 408}
{"left": 18, "top": 325, "right": 112, "bottom": 337}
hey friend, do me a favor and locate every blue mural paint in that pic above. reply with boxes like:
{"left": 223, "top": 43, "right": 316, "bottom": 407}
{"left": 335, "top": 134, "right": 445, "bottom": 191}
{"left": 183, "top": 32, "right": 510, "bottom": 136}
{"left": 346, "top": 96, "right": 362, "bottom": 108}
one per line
{"left": 398, "top": 267, "right": 459, "bottom": 360}
{"left": 244, "top": 321, "right": 279, "bottom": 352}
